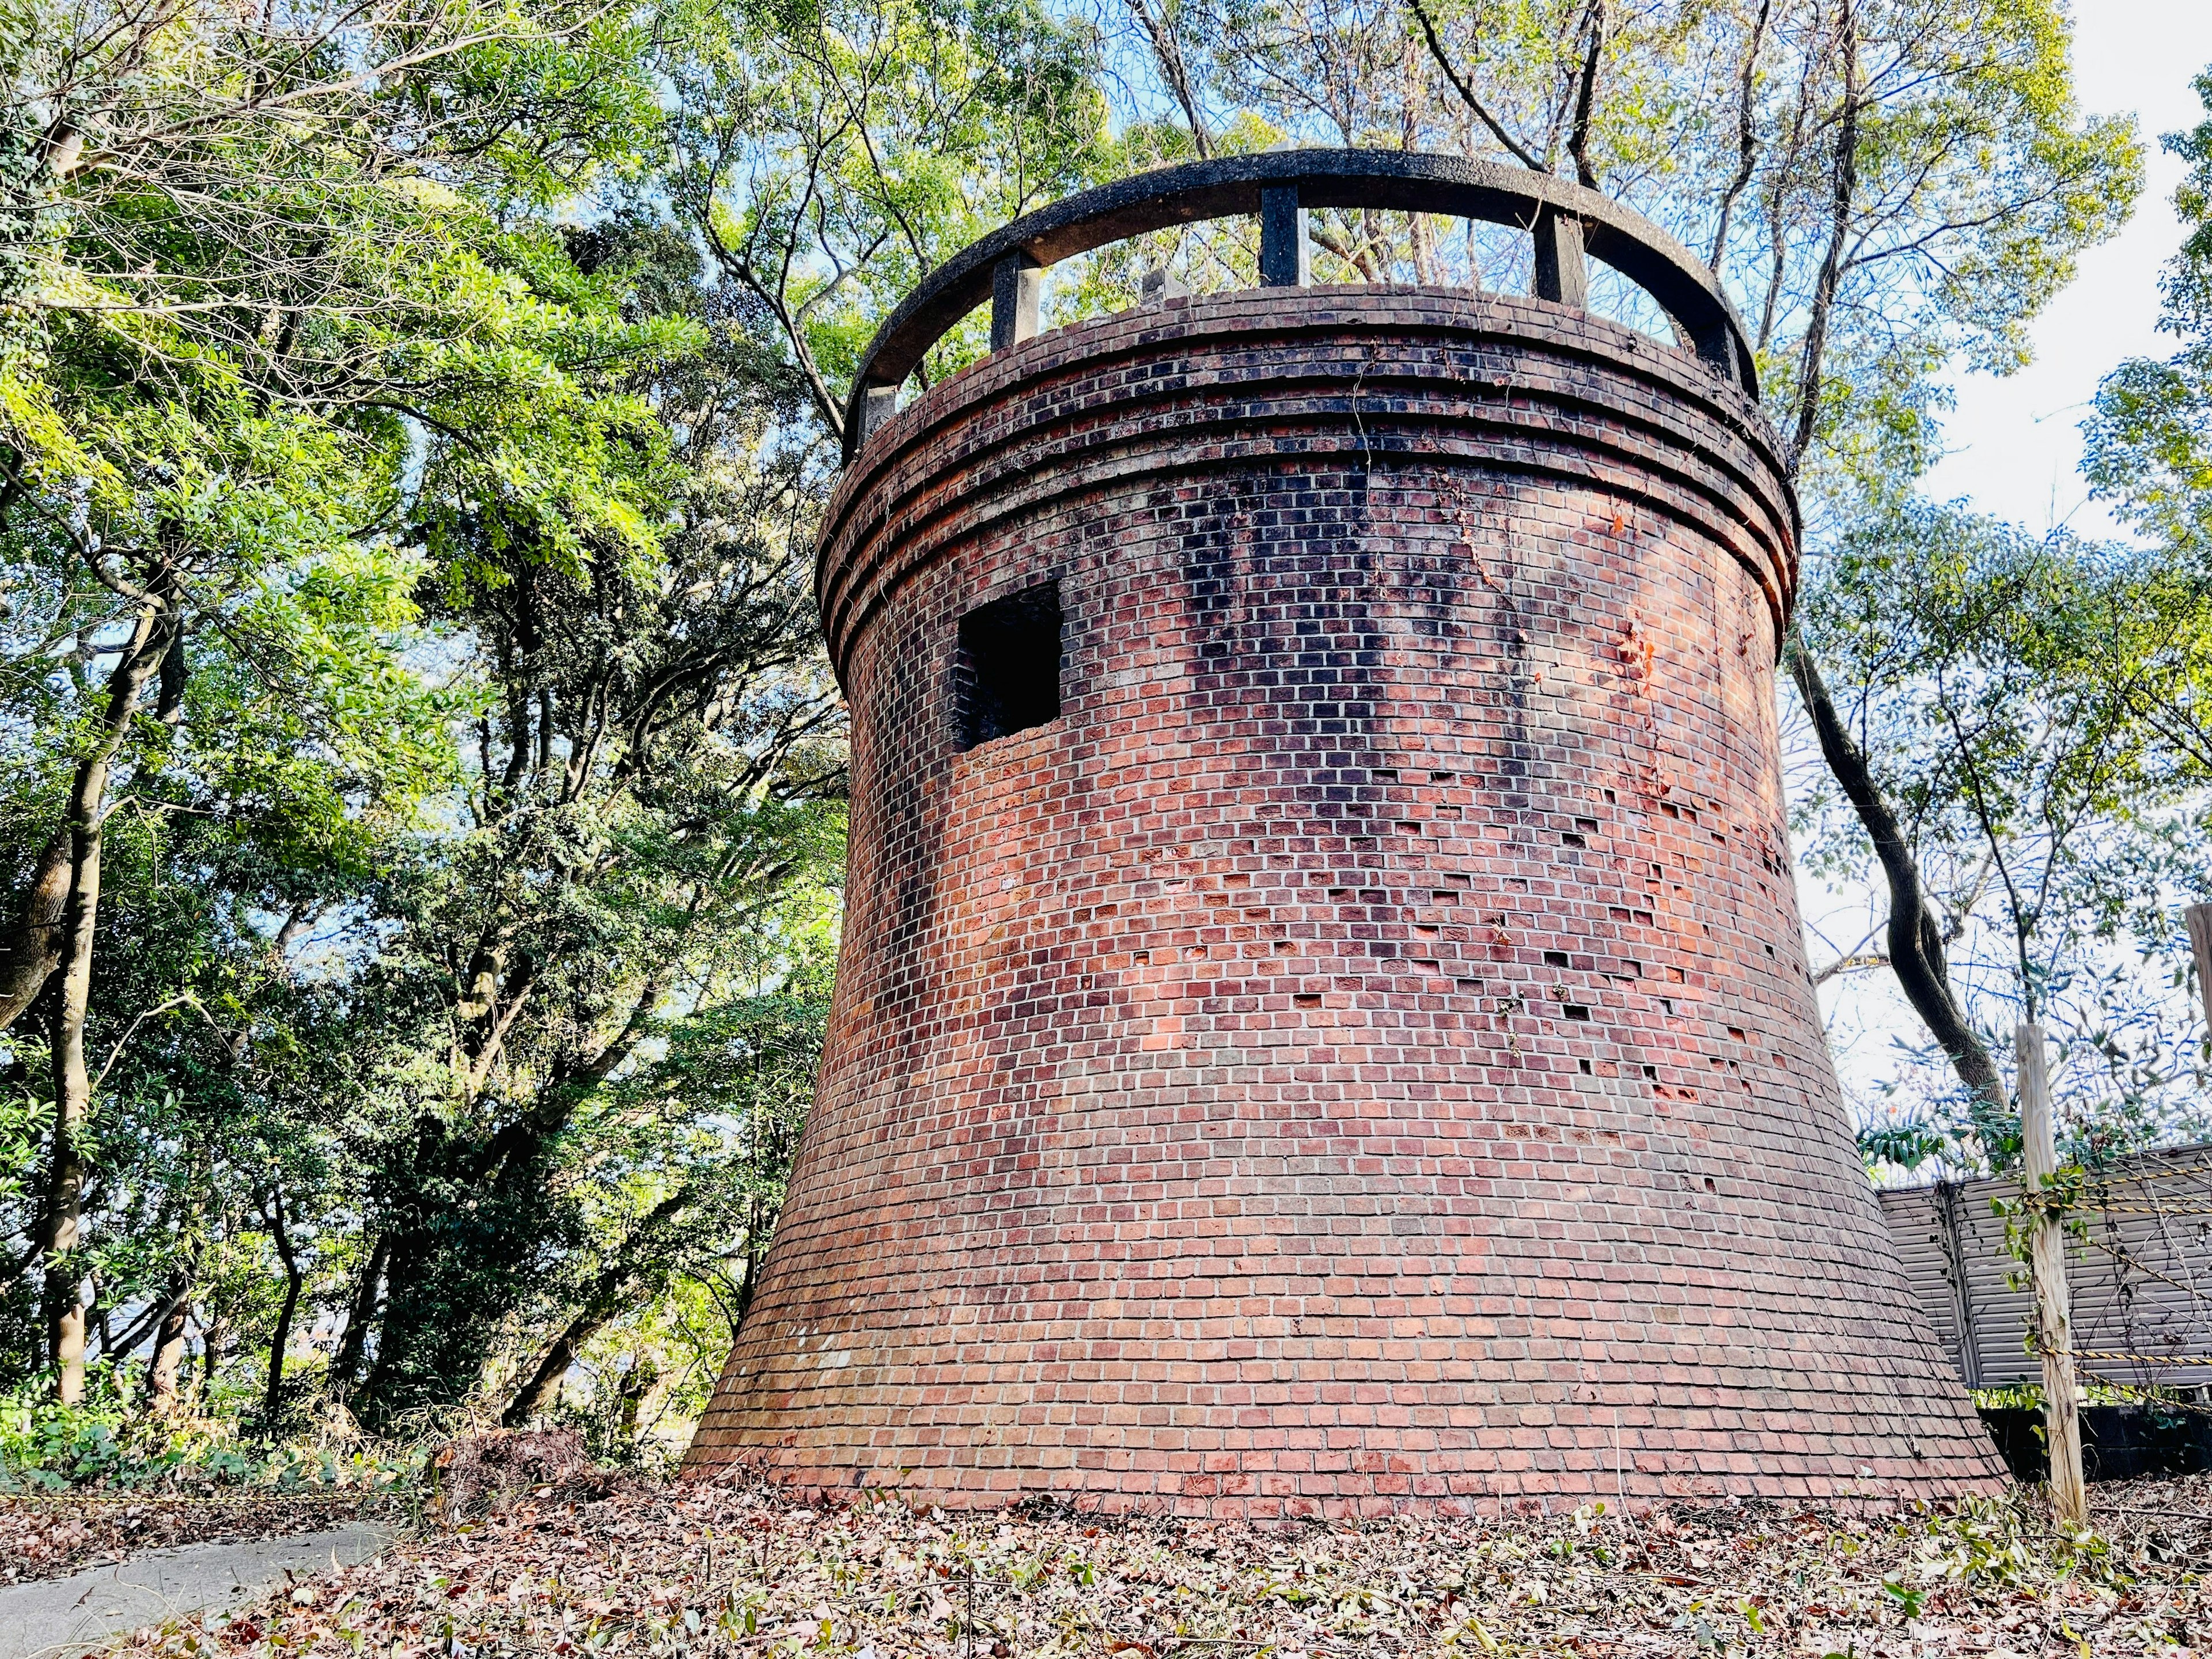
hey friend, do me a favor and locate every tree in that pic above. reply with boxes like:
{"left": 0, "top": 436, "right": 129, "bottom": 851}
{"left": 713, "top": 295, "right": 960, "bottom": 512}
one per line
{"left": 498, "top": 986, "right": 826, "bottom": 1430}
{"left": 1795, "top": 501, "right": 2212, "bottom": 1169}
{"left": 2090, "top": 69, "right": 2212, "bottom": 567}
{"left": 333, "top": 216, "right": 846, "bottom": 1429}
{"left": 664, "top": 0, "right": 1115, "bottom": 439}
{"left": 0, "top": 0, "right": 677, "bottom": 1400}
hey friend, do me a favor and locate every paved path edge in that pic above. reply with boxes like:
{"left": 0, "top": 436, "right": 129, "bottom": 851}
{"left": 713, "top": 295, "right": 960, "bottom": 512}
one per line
{"left": 0, "top": 1521, "right": 396, "bottom": 1659}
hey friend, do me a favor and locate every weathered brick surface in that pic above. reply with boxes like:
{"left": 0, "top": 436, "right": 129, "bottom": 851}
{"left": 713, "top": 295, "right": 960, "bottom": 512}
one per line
{"left": 685, "top": 287, "right": 2009, "bottom": 1512}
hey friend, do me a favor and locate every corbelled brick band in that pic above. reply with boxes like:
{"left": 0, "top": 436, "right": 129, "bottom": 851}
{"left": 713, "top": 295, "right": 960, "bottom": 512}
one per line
{"left": 686, "top": 286, "right": 2009, "bottom": 1512}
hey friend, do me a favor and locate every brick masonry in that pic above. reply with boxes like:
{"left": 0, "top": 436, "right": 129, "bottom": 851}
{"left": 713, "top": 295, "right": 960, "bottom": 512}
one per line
{"left": 684, "top": 286, "right": 2012, "bottom": 1512}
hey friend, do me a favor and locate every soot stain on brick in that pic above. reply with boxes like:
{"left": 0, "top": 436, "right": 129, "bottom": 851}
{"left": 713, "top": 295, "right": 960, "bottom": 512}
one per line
{"left": 1176, "top": 457, "right": 1446, "bottom": 994}
{"left": 963, "top": 554, "right": 1107, "bottom": 1310}
{"left": 1184, "top": 463, "right": 1380, "bottom": 782}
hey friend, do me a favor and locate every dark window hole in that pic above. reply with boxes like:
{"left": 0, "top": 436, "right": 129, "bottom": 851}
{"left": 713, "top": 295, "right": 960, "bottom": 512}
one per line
{"left": 1544, "top": 950, "right": 1570, "bottom": 968}
{"left": 955, "top": 581, "right": 1062, "bottom": 751}
{"left": 1562, "top": 832, "right": 1586, "bottom": 848}
{"left": 1563, "top": 1004, "right": 1592, "bottom": 1021}
{"left": 1575, "top": 817, "right": 1599, "bottom": 833}
{"left": 1579, "top": 1058, "right": 1593, "bottom": 1075}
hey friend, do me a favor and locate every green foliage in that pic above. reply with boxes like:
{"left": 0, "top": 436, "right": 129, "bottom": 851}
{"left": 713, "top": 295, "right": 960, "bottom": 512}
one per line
{"left": 664, "top": 0, "right": 1115, "bottom": 430}
{"left": 0, "top": 0, "right": 873, "bottom": 1464}
{"left": 0, "top": 1368, "right": 419, "bottom": 1491}
{"left": 2090, "top": 70, "right": 2212, "bottom": 559}
{"left": 1802, "top": 499, "right": 2212, "bottom": 1167}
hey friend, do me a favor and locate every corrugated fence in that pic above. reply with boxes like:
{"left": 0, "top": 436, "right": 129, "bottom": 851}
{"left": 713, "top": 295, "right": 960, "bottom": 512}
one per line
{"left": 1877, "top": 1143, "right": 2212, "bottom": 1389}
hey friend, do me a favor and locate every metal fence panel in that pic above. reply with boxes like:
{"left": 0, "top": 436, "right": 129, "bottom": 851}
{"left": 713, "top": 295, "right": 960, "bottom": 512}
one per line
{"left": 1877, "top": 1144, "right": 2212, "bottom": 1388}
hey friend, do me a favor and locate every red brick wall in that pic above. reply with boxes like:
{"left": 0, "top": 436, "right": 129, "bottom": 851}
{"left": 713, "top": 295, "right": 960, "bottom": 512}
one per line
{"left": 685, "top": 287, "right": 2009, "bottom": 1513}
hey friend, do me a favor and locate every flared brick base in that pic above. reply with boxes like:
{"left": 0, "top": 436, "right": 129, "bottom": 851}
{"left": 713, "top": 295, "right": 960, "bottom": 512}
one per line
{"left": 684, "top": 288, "right": 2010, "bottom": 1513}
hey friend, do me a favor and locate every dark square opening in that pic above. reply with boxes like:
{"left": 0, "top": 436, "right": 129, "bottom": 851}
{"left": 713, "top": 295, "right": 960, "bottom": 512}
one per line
{"left": 955, "top": 581, "right": 1062, "bottom": 751}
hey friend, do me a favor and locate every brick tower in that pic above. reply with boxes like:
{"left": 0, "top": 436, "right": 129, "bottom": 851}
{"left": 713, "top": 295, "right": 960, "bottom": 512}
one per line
{"left": 686, "top": 152, "right": 2009, "bottom": 1513}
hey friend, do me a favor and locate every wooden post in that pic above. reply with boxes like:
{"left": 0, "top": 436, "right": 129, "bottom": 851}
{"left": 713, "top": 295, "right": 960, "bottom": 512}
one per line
{"left": 2018, "top": 1020, "right": 2085, "bottom": 1525}
{"left": 2187, "top": 903, "right": 2212, "bottom": 1036}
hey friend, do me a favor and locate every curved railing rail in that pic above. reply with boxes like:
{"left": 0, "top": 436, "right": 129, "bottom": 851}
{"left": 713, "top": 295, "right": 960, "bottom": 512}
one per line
{"left": 842, "top": 147, "right": 1759, "bottom": 461}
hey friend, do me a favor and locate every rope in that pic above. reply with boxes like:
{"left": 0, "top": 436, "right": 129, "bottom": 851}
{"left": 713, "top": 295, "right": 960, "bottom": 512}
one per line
{"left": 2067, "top": 1349, "right": 2212, "bottom": 1369}
{"left": 2080, "top": 1234, "right": 2210, "bottom": 1303}
{"left": 2090, "top": 1378, "right": 2212, "bottom": 1417}
{"left": 2086, "top": 1161, "right": 2212, "bottom": 1188}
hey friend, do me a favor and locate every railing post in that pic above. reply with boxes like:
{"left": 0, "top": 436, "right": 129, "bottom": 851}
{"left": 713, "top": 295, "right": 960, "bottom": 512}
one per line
{"left": 2019, "top": 1020, "right": 2086, "bottom": 1527}
{"left": 854, "top": 383, "right": 900, "bottom": 450}
{"left": 1259, "top": 185, "right": 1309, "bottom": 287}
{"left": 1692, "top": 320, "right": 1740, "bottom": 386}
{"left": 1531, "top": 206, "right": 1588, "bottom": 310}
{"left": 991, "top": 252, "right": 1044, "bottom": 352}
{"left": 1141, "top": 266, "right": 1188, "bottom": 306}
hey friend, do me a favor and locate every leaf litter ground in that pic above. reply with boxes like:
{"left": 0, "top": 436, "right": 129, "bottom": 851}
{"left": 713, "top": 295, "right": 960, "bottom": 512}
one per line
{"left": 101, "top": 1469, "right": 2210, "bottom": 1657}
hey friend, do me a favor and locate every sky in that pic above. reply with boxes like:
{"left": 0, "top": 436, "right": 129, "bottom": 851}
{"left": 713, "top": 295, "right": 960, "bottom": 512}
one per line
{"left": 1918, "top": 1, "right": 2212, "bottom": 537}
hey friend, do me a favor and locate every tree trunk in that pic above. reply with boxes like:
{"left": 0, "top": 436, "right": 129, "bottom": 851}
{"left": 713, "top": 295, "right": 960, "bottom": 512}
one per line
{"left": 502, "top": 1302, "right": 608, "bottom": 1427}
{"left": 146, "top": 1274, "right": 191, "bottom": 1419}
{"left": 0, "top": 835, "right": 70, "bottom": 1033}
{"left": 501, "top": 1187, "right": 692, "bottom": 1427}
{"left": 1771, "top": 0, "right": 2004, "bottom": 1145}
{"left": 329, "top": 1233, "right": 387, "bottom": 1400}
{"left": 40, "top": 601, "right": 168, "bottom": 1403}
{"left": 262, "top": 1187, "right": 304, "bottom": 1427}
{"left": 201, "top": 1316, "right": 225, "bottom": 1388}
{"left": 615, "top": 1357, "right": 659, "bottom": 1443}
{"left": 1788, "top": 0, "right": 1859, "bottom": 469}
{"left": 1787, "top": 642, "right": 2009, "bottom": 1139}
